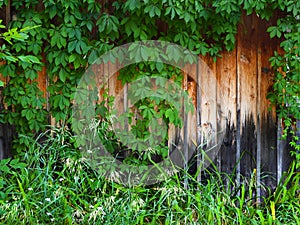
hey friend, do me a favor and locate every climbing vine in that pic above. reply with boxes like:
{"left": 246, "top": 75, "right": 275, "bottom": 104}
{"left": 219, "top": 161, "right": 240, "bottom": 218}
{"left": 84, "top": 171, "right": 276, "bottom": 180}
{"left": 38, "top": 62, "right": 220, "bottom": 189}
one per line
{"left": 266, "top": 0, "right": 300, "bottom": 167}
{"left": 0, "top": 0, "right": 298, "bottom": 160}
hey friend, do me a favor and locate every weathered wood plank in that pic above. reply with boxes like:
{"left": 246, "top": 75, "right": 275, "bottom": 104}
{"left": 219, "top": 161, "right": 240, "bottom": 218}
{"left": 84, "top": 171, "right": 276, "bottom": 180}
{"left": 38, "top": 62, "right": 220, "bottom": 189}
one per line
{"left": 257, "top": 44, "right": 262, "bottom": 202}
{"left": 196, "top": 55, "right": 219, "bottom": 180}
{"left": 108, "top": 62, "right": 124, "bottom": 117}
{"left": 184, "top": 63, "right": 198, "bottom": 175}
{"left": 216, "top": 49, "right": 238, "bottom": 183}
{"left": 237, "top": 13, "right": 258, "bottom": 183}
{"left": 183, "top": 70, "right": 189, "bottom": 188}
{"left": 37, "top": 62, "right": 47, "bottom": 98}
{"left": 258, "top": 15, "right": 278, "bottom": 192}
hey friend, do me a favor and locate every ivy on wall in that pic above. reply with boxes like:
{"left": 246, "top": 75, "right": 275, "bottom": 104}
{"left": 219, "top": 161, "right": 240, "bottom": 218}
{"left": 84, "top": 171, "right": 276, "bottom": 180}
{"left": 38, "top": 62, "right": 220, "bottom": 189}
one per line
{"left": 266, "top": 0, "right": 300, "bottom": 165}
{"left": 0, "top": 0, "right": 299, "bottom": 155}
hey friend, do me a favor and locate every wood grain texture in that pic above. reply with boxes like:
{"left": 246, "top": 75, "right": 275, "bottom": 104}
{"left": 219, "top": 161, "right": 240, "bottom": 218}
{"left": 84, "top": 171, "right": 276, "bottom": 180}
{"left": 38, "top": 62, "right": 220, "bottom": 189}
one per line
{"left": 237, "top": 12, "right": 258, "bottom": 181}
{"left": 216, "top": 49, "right": 237, "bottom": 179}
{"left": 258, "top": 14, "right": 278, "bottom": 191}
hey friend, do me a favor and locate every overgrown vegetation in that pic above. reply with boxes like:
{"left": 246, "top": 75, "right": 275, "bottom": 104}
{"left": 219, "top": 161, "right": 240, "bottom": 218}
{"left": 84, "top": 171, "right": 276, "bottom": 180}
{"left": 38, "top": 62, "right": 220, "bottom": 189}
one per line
{"left": 0, "top": 19, "right": 40, "bottom": 87}
{"left": 0, "top": 129, "right": 299, "bottom": 224}
{"left": 0, "top": 0, "right": 298, "bottom": 155}
{"left": 72, "top": 60, "right": 193, "bottom": 168}
{"left": 0, "top": 0, "right": 299, "bottom": 224}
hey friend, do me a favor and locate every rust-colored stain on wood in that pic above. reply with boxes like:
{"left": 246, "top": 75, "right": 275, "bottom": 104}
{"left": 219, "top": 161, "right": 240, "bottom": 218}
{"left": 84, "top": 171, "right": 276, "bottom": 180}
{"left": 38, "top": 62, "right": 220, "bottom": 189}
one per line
{"left": 37, "top": 65, "right": 47, "bottom": 98}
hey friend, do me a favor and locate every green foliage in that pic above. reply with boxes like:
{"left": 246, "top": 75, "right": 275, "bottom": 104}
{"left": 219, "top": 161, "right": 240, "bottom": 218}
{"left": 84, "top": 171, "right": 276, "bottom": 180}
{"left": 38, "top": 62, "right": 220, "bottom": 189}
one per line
{"left": 0, "top": 1, "right": 298, "bottom": 223}
{"left": 0, "top": 130, "right": 299, "bottom": 224}
{"left": 0, "top": 19, "right": 40, "bottom": 87}
{"left": 115, "top": 63, "right": 193, "bottom": 163}
{"left": 72, "top": 61, "right": 194, "bottom": 167}
{"left": 265, "top": 1, "right": 300, "bottom": 165}
{"left": 0, "top": 0, "right": 298, "bottom": 160}
{"left": 0, "top": 19, "right": 43, "bottom": 153}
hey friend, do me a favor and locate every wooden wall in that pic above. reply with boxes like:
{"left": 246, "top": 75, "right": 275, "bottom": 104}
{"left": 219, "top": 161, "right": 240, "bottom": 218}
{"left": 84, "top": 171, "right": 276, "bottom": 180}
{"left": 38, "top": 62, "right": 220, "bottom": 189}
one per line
{"left": 185, "top": 12, "right": 293, "bottom": 197}
{"left": 211, "top": 12, "right": 285, "bottom": 196}
{"left": 161, "top": 12, "right": 291, "bottom": 197}
{"left": 0, "top": 9, "right": 295, "bottom": 198}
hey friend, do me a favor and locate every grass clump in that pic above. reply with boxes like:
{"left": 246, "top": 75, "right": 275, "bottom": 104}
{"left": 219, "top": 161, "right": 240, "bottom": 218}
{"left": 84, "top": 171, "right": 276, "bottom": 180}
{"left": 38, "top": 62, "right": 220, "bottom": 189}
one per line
{"left": 0, "top": 128, "right": 299, "bottom": 224}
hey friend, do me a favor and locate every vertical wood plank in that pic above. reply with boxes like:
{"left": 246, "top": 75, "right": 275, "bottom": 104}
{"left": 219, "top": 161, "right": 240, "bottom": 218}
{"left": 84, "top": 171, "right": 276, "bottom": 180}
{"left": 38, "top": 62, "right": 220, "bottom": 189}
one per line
{"left": 108, "top": 62, "right": 124, "bottom": 115}
{"left": 258, "top": 15, "right": 278, "bottom": 192}
{"left": 277, "top": 118, "right": 284, "bottom": 184}
{"left": 5, "top": 0, "right": 10, "bottom": 27}
{"left": 183, "top": 70, "right": 189, "bottom": 189}
{"left": 123, "top": 82, "right": 128, "bottom": 133}
{"left": 216, "top": 50, "right": 237, "bottom": 183}
{"left": 236, "top": 72, "right": 241, "bottom": 187}
{"left": 196, "top": 59, "right": 202, "bottom": 182}
{"left": 183, "top": 63, "right": 198, "bottom": 180}
{"left": 237, "top": 13, "right": 258, "bottom": 186}
{"left": 35, "top": 59, "right": 50, "bottom": 126}
{"left": 197, "top": 55, "right": 218, "bottom": 176}
{"left": 107, "top": 62, "right": 113, "bottom": 108}
{"left": 257, "top": 45, "right": 262, "bottom": 203}
{"left": 236, "top": 18, "right": 242, "bottom": 187}
{"left": 37, "top": 64, "right": 47, "bottom": 98}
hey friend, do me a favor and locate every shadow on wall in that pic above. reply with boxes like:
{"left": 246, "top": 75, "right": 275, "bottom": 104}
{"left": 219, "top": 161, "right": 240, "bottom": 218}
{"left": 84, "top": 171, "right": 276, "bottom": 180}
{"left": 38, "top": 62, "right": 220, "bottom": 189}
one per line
{"left": 0, "top": 89, "right": 14, "bottom": 160}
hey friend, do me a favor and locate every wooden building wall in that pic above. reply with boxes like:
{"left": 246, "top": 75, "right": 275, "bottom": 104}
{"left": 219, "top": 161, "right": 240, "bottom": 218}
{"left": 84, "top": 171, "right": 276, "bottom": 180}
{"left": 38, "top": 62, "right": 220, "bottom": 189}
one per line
{"left": 0, "top": 9, "right": 295, "bottom": 197}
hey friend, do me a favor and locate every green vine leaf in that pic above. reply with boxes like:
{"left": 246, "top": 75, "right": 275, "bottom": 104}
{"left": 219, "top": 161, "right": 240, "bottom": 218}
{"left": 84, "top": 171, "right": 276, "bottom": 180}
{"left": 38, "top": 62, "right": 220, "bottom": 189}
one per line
{"left": 0, "top": 0, "right": 299, "bottom": 158}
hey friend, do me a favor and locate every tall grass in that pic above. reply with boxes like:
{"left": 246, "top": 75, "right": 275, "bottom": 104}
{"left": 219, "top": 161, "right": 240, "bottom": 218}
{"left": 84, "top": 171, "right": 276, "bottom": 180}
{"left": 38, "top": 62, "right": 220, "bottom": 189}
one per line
{"left": 0, "top": 128, "right": 299, "bottom": 224}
